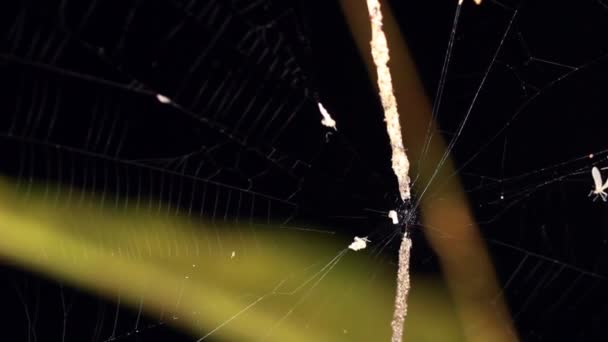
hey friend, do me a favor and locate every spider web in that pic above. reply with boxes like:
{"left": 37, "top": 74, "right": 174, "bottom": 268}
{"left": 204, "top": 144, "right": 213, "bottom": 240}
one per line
{"left": 1, "top": 0, "right": 608, "bottom": 341}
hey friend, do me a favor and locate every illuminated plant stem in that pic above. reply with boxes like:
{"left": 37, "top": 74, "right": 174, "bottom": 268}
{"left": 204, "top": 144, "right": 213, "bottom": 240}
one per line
{"left": 391, "top": 232, "right": 412, "bottom": 342}
{"left": 365, "top": 0, "right": 411, "bottom": 202}
{"left": 365, "top": 0, "right": 412, "bottom": 341}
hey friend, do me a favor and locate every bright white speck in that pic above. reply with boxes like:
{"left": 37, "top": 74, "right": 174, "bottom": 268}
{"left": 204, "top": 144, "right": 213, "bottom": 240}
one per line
{"left": 231, "top": 251, "right": 236, "bottom": 259}
{"left": 589, "top": 154, "right": 594, "bottom": 159}
{"left": 348, "top": 236, "right": 370, "bottom": 251}
{"left": 388, "top": 210, "right": 399, "bottom": 225}
{"left": 317, "top": 102, "right": 337, "bottom": 130}
{"left": 156, "top": 94, "right": 171, "bottom": 104}
{"left": 474, "top": 0, "right": 482, "bottom": 4}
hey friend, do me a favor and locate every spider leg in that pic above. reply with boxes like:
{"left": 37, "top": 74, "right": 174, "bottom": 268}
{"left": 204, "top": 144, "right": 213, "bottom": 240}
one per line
{"left": 602, "top": 192, "right": 607, "bottom": 202}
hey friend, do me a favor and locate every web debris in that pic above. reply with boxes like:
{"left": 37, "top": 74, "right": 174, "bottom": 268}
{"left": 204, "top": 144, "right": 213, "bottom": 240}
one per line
{"left": 156, "top": 94, "right": 172, "bottom": 104}
{"left": 348, "top": 236, "right": 370, "bottom": 251}
{"left": 317, "top": 102, "right": 337, "bottom": 130}
{"left": 388, "top": 210, "right": 399, "bottom": 225}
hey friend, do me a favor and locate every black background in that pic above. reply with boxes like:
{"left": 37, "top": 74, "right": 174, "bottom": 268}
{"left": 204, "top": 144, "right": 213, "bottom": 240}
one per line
{"left": 1, "top": 0, "right": 608, "bottom": 341}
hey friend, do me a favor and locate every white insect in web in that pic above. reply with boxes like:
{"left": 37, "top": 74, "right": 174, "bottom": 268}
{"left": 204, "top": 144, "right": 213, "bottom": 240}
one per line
{"left": 156, "top": 94, "right": 172, "bottom": 104}
{"left": 388, "top": 210, "right": 399, "bottom": 225}
{"left": 589, "top": 166, "right": 608, "bottom": 201}
{"left": 365, "top": 1, "right": 412, "bottom": 341}
{"left": 317, "top": 102, "right": 337, "bottom": 130}
{"left": 459, "top": 0, "right": 482, "bottom": 5}
{"left": 348, "top": 236, "right": 370, "bottom": 251}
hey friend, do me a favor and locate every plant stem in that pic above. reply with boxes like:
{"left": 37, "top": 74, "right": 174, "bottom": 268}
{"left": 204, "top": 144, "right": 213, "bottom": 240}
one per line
{"left": 364, "top": 0, "right": 412, "bottom": 340}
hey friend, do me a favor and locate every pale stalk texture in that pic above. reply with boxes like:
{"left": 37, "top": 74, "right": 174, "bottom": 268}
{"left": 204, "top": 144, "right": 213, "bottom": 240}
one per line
{"left": 366, "top": 0, "right": 411, "bottom": 202}
{"left": 365, "top": 1, "right": 412, "bottom": 341}
{"left": 391, "top": 235, "right": 412, "bottom": 342}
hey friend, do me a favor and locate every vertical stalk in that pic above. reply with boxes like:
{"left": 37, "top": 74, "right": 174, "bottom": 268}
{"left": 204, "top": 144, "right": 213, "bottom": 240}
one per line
{"left": 364, "top": 1, "right": 412, "bottom": 340}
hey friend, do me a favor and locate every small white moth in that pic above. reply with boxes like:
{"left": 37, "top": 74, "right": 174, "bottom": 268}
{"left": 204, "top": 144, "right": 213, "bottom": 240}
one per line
{"left": 348, "top": 236, "right": 370, "bottom": 251}
{"left": 589, "top": 166, "right": 608, "bottom": 201}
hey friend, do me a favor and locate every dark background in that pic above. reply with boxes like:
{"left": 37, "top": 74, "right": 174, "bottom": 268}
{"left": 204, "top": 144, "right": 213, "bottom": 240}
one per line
{"left": 1, "top": 0, "right": 608, "bottom": 341}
